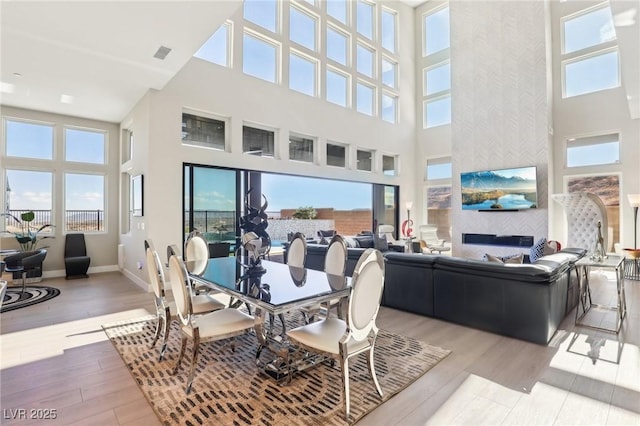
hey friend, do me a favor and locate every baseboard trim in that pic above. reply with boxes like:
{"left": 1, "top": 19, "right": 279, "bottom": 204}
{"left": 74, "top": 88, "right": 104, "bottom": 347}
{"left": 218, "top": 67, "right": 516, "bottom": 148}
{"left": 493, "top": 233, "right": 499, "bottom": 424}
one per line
{"left": 41, "top": 266, "right": 150, "bottom": 292}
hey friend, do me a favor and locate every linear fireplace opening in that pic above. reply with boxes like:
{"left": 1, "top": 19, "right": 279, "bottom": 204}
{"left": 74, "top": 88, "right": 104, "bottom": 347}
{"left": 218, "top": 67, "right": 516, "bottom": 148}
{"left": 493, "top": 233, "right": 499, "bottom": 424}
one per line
{"left": 462, "top": 233, "right": 533, "bottom": 247}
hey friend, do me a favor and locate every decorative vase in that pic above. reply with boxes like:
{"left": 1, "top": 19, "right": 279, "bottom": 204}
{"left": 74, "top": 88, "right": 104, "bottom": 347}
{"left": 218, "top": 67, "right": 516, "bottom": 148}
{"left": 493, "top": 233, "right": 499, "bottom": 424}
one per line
{"left": 592, "top": 220, "right": 607, "bottom": 261}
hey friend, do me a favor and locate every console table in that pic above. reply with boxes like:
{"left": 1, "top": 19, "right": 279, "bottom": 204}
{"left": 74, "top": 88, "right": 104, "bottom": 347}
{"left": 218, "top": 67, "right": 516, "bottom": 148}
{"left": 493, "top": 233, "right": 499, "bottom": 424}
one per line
{"left": 575, "top": 255, "right": 627, "bottom": 333}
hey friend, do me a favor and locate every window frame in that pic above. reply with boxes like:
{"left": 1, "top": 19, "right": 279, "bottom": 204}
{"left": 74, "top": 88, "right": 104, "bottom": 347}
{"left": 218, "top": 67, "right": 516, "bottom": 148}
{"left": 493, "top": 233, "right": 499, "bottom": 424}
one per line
{"left": 326, "top": 141, "right": 348, "bottom": 168}
{"left": 356, "top": 80, "right": 376, "bottom": 116}
{"left": 242, "top": 123, "right": 277, "bottom": 159}
{"left": 382, "top": 154, "right": 398, "bottom": 176}
{"left": 289, "top": 3, "right": 318, "bottom": 52}
{"left": 194, "top": 20, "right": 233, "bottom": 67}
{"left": 381, "top": 92, "right": 397, "bottom": 124}
{"left": 64, "top": 125, "right": 107, "bottom": 165}
{"left": 4, "top": 117, "right": 55, "bottom": 161}
{"left": 181, "top": 110, "right": 229, "bottom": 152}
{"left": 289, "top": 49, "right": 318, "bottom": 97}
{"left": 423, "top": 94, "right": 452, "bottom": 129}
{"left": 561, "top": 47, "right": 620, "bottom": 98}
{"left": 565, "top": 132, "right": 620, "bottom": 168}
{"left": 64, "top": 171, "right": 107, "bottom": 234}
{"left": 326, "top": 23, "right": 350, "bottom": 66}
{"left": 381, "top": 7, "right": 397, "bottom": 53}
{"left": 289, "top": 132, "right": 316, "bottom": 164}
{"left": 356, "top": 148, "right": 374, "bottom": 172}
{"left": 242, "top": 30, "right": 280, "bottom": 84}
{"left": 326, "top": 66, "right": 351, "bottom": 107}
{"left": 422, "top": 4, "right": 450, "bottom": 57}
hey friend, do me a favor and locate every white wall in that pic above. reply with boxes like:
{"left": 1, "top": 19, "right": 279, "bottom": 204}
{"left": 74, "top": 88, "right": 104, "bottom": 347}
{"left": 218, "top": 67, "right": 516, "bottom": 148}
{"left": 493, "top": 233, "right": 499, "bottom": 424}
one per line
{"left": 549, "top": 0, "right": 640, "bottom": 250}
{"left": 118, "top": 0, "right": 417, "bottom": 281}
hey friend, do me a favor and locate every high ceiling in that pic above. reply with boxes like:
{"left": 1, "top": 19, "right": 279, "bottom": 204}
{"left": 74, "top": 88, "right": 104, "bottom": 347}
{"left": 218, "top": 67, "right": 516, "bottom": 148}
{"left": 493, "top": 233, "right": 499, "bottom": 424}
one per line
{"left": 0, "top": 1, "right": 243, "bottom": 122}
{"left": 1, "top": 1, "right": 638, "bottom": 123}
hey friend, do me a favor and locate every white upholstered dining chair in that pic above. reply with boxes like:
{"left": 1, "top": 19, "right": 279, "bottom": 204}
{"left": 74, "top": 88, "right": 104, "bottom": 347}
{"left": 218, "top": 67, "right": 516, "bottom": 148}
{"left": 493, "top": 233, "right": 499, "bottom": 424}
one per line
{"left": 301, "top": 234, "right": 348, "bottom": 323}
{"left": 286, "top": 248, "right": 385, "bottom": 420}
{"left": 168, "top": 254, "right": 254, "bottom": 394}
{"left": 145, "top": 245, "right": 225, "bottom": 361}
{"left": 286, "top": 232, "right": 307, "bottom": 268}
{"left": 184, "top": 231, "right": 209, "bottom": 275}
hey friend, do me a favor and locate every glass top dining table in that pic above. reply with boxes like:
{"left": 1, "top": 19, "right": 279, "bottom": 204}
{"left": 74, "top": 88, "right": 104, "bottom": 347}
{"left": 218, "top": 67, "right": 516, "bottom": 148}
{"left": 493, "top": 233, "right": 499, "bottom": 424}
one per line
{"left": 189, "top": 256, "right": 351, "bottom": 381}
{"left": 189, "top": 256, "right": 351, "bottom": 316}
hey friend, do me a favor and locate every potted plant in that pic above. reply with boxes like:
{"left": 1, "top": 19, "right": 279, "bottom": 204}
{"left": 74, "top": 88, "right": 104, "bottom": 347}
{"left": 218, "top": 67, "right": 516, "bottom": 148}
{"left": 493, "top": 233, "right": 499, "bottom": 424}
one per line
{"left": 1, "top": 210, "right": 54, "bottom": 251}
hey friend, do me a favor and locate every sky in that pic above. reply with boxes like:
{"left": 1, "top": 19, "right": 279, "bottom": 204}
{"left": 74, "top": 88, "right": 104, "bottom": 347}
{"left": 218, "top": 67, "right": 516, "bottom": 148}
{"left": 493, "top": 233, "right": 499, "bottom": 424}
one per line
{"left": 6, "top": 120, "right": 105, "bottom": 211}
{"left": 261, "top": 174, "right": 371, "bottom": 212}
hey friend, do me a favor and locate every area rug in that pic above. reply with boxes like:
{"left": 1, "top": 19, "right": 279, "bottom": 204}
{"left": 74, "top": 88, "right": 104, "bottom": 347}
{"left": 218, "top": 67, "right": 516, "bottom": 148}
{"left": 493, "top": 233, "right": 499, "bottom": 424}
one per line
{"left": 103, "top": 315, "right": 450, "bottom": 425}
{"left": 1, "top": 285, "right": 61, "bottom": 313}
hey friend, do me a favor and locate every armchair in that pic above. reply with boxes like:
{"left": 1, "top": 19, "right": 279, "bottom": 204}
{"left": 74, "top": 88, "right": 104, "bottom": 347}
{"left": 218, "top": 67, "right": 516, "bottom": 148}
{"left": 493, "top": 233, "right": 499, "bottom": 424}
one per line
{"left": 377, "top": 224, "right": 399, "bottom": 244}
{"left": 4, "top": 249, "right": 47, "bottom": 292}
{"left": 64, "top": 233, "right": 90, "bottom": 279}
{"left": 418, "top": 225, "right": 451, "bottom": 254}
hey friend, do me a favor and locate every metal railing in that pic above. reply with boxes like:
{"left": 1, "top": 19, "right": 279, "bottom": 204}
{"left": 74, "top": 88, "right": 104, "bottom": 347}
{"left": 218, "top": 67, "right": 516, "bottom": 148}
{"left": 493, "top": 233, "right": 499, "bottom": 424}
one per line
{"left": 4, "top": 209, "right": 104, "bottom": 232}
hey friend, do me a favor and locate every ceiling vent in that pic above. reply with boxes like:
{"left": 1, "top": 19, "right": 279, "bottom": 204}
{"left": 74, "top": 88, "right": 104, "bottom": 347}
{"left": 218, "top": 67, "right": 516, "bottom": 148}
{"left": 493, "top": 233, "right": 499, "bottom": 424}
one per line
{"left": 153, "top": 46, "right": 172, "bottom": 60}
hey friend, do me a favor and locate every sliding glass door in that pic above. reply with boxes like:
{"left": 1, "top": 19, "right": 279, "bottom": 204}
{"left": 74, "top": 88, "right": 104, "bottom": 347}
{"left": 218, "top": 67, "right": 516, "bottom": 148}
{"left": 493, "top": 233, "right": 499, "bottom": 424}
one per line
{"left": 184, "top": 163, "right": 398, "bottom": 246}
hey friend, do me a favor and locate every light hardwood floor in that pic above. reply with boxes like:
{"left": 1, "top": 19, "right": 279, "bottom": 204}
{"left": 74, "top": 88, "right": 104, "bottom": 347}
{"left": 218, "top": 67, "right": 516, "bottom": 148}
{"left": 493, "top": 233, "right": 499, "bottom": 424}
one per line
{"left": 1, "top": 268, "right": 638, "bottom": 425}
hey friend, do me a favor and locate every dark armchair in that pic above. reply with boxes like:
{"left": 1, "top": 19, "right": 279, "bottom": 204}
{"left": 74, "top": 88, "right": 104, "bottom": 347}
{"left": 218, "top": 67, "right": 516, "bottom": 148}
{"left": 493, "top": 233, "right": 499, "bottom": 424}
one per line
{"left": 4, "top": 249, "right": 48, "bottom": 292}
{"left": 64, "top": 233, "right": 90, "bottom": 279}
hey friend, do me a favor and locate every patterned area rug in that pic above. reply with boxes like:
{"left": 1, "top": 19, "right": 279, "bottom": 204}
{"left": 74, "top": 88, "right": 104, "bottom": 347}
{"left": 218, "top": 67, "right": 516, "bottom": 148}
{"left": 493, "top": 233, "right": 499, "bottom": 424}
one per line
{"left": 1, "top": 285, "right": 61, "bottom": 313}
{"left": 103, "top": 314, "right": 450, "bottom": 425}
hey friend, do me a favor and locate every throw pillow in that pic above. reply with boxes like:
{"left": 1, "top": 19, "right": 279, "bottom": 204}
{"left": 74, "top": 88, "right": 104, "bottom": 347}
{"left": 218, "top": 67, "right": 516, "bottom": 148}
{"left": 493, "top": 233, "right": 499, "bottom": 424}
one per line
{"left": 530, "top": 238, "right": 547, "bottom": 263}
{"left": 484, "top": 253, "right": 504, "bottom": 263}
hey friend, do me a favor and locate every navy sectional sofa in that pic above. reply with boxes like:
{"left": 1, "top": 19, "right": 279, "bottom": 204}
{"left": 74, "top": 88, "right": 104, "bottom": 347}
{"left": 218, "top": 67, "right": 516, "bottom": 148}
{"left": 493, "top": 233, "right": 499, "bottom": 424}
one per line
{"left": 286, "top": 243, "right": 584, "bottom": 345}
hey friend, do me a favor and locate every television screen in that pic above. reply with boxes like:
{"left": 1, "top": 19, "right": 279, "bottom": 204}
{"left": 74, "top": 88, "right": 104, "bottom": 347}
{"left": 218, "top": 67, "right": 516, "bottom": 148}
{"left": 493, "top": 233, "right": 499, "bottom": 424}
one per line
{"left": 461, "top": 166, "right": 538, "bottom": 210}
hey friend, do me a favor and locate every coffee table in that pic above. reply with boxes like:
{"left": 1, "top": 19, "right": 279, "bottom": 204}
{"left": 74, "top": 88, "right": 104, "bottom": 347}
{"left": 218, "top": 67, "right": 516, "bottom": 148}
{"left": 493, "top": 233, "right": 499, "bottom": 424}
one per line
{"left": 574, "top": 255, "right": 627, "bottom": 333}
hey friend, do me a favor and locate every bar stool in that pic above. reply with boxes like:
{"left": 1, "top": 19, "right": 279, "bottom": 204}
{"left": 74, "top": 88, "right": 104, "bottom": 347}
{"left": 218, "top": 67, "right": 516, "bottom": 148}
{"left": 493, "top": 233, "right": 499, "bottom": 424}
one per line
{"left": 5, "top": 265, "right": 26, "bottom": 294}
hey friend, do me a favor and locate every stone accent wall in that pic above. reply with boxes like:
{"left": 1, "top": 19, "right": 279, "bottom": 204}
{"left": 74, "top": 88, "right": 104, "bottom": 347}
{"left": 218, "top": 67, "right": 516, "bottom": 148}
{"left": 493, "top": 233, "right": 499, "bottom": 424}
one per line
{"left": 450, "top": 0, "right": 551, "bottom": 259}
{"left": 268, "top": 209, "right": 373, "bottom": 241}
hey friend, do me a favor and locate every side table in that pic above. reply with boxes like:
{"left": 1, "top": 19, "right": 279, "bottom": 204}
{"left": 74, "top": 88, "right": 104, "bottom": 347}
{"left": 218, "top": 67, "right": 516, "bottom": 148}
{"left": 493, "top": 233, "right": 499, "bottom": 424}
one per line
{"left": 574, "top": 255, "right": 627, "bottom": 333}
{"left": 624, "top": 257, "right": 640, "bottom": 280}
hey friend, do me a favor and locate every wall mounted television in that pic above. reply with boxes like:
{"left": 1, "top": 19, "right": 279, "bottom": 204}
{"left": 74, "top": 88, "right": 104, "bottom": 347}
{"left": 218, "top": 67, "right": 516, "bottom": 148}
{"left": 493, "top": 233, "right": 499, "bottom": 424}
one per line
{"left": 461, "top": 166, "right": 538, "bottom": 211}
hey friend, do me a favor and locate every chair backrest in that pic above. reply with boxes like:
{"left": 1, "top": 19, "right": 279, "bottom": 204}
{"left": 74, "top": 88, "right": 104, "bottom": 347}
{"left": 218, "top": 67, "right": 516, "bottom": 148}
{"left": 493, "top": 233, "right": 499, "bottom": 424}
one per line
{"left": 146, "top": 247, "right": 165, "bottom": 299}
{"left": 325, "top": 234, "right": 347, "bottom": 277}
{"left": 65, "top": 233, "right": 87, "bottom": 257}
{"left": 287, "top": 232, "right": 307, "bottom": 268}
{"left": 0, "top": 280, "right": 7, "bottom": 306}
{"left": 552, "top": 192, "right": 610, "bottom": 251}
{"left": 168, "top": 254, "right": 193, "bottom": 326}
{"left": 347, "top": 249, "right": 385, "bottom": 342}
{"left": 144, "top": 238, "right": 155, "bottom": 252}
{"left": 167, "top": 244, "right": 181, "bottom": 265}
{"left": 378, "top": 224, "right": 397, "bottom": 243}
{"left": 184, "top": 233, "right": 209, "bottom": 275}
{"left": 420, "top": 225, "right": 444, "bottom": 246}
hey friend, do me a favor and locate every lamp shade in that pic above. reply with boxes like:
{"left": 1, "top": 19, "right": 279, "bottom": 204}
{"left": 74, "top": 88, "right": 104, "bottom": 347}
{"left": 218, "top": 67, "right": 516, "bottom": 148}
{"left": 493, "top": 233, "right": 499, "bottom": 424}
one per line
{"left": 405, "top": 201, "right": 413, "bottom": 210}
{"left": 628, "top": 194, "right": 640, "bottom": 208}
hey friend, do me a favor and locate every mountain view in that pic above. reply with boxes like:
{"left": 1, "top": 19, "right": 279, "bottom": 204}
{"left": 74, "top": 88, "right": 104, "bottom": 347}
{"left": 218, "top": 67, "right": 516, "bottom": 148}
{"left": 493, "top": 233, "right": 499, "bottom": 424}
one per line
{"left": 461, "top": 168, "right": 537, "bottom": 210}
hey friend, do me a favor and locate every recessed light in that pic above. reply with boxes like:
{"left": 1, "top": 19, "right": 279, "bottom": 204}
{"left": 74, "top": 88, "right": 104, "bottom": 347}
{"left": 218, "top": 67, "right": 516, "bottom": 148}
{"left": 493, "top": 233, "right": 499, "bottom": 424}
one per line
{"left": 60, "top": 94, "right": 74, "bottom": 104}
{"left": 12, "top": 72, "right": 22, "bottom": 77}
